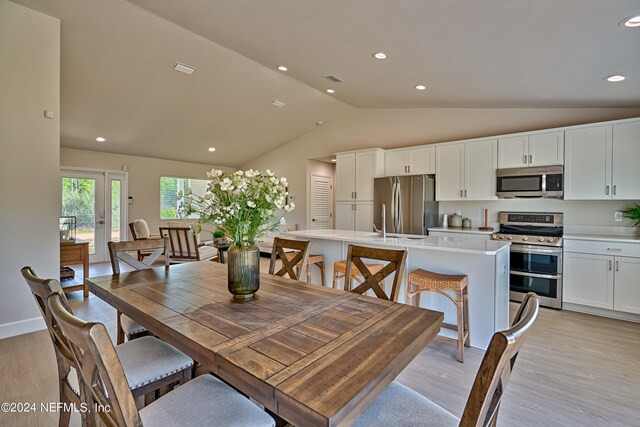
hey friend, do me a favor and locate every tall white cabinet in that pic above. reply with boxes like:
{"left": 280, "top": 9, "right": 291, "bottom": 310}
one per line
{"left": 435, "top": 139, "right": 497, "bottom": 201}
{"left": 565, "top": 121, "right": 640, "bottom": 200}
{"left": 335, "top": 149, "right": 384, "bottom": 231}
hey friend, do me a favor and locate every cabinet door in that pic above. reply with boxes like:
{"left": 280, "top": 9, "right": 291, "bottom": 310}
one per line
{"left": 409, "top": 147, "right": 435, "bottom": 175}
{"left": 336, "top": 154, "right": 355, "bottom": 201}
{"left": 355, "top": 152, "right": 378, "bottom": 201}
{"left": 529, "top": 131, "right": 564, "bottom": 166}
{"left": 385, "top": 151, "right": 408, "bottom": 176}
{"left": 435, "top": 144, "right": 464, "bottom": 201}
{"left": 465, "top": 139, "right": 497, "bottom": 200}
{"left": 612, "top": 121, "right": 640, "bottom": 200}
{"left": 497, "top": 136, "right": 527, "bottom": 168}
{"left": 335, "top": 202, "right": 355, "bottom": 231}
{"left": 563, "top": 252, "right": 614, "bottom": 309}
{"left": 613, "top": 256, "right": 640, "bottom": 314}
{"left": 564, "top": 126, "right": 612, "bottom": 200}
{"left": 354, "top": 201, "right": 374, "bottom": 232}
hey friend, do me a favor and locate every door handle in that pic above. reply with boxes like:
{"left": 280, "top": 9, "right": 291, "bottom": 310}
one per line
{"left": 464, "top": 189, "right": 467, "bottom": 198}
{"left": 408, "top": 165, "right": 411, "bottom": 173}
{"left": 616, "top": 260, "right": 620, "bottom": 272}
{"left": 312, "top": 218, "right": 316, "bottom": 222}
{"left": 605, "top": 185, "right": 610, "bottom": 195}
{"left": 529, "top": 154, "right": 533, "bottom": 164}
{"left": 524, "top": 154, "right": 528, "bottom": 164}
{"left": 608, "top": 260, "right": 612, "bottom": 271}
{"left": 97, "top": 220, "right": 105, "bottom": 225}
{"left": 354, "top": 192, "right": 357, "bottom": 199}
{"left": 613, "top": 185, "right": 616, "bottom": 196}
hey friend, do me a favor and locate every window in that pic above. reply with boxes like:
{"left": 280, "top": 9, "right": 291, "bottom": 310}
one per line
{"left": 160, "top": 176, "right": 210, "bottom": 219}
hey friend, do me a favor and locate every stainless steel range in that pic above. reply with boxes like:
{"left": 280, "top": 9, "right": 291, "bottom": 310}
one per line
{"left": 492, "top": 212, "right": 564, "bottom": 309}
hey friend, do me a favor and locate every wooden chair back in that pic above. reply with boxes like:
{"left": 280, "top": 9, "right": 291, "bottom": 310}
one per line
{"left": 108, "top": 238, "right": 170, "bottom": 274}
{"left": 48, "top": 292, "right": 142, "bottom": 427}
{"left": 269, "top": 237, "right": 311, "bottom": 280}
{"left": 21, "top": 266, "right": 79, "bottom": 415}
{"left": 344, "top": 245, "right": 407, "bottom": 301}
{"left": 159, "top": 226, "right": 201, "bottom": 261}
{"left": 459, "top": 292, "right": 540, "bottom": 426}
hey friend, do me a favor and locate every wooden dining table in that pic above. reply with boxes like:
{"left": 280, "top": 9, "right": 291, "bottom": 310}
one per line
{"left": 87, "top": 261, "right": 443, "bottom": 427}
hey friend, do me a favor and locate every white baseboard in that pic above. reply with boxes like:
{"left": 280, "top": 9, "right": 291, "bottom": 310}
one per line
{"left": 563, "top": 303, "right": 640, "bottom": 323}
{"left": 0, "top": 316, "right": 46, "bottom": 340}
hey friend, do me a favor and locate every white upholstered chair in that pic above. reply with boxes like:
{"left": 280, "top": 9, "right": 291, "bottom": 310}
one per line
{"left": 47, "top": 292, "right": 275, "bottom": 427}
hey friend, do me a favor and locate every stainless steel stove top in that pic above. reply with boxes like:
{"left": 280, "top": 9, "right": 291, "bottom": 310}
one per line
{"left": 491, "top": 212, "right": 564, "bottom": 247}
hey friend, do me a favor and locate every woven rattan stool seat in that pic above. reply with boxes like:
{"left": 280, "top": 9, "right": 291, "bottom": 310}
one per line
{"left": 407, "top": 269, "right": 468, "bottom": 295}
{"left": 285, "top": 252, "right": 324, "bottom": 265}
{"left": 334, "top": 260, "right": 384, "bottom": 277}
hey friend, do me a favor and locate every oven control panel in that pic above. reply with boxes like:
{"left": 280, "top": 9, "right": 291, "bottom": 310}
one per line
{"left": 491, "top": 233, "right": 563, "bottom": 247}
{"left": 498, "top": 212, "right": 563, "bottom": 226}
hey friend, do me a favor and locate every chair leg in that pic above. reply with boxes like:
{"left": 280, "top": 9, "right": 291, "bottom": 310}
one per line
{"left": 463, "top": 285, "right": 470, "bottom": 348}
{"left": 318, "top": 262, "right": 326, "bottom": 287}
{"left": 306, "top": 262, "right": 312, "bottom": 283}
{"left": 58, "top": 383, "right": 72, "bottom": 427}
{"left": 455, "top": 290, "right": 464, "bottom": 363}
{"left": 116, "top": 311, "right": 125, "bottom": 345}
{"left": 332, "top": 269, "right": 339, "bottom": 289}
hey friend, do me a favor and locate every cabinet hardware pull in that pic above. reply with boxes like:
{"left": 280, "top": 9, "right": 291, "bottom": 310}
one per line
{"left": 605, "top": 185, "right": 610, "bottom": 195}
{"left": 616, "top": 260, "right": 620, "bottom": 272}
{"left": 529, "top": 154, "right": 532, "bottom": 164}
{"left": 523, "top": 154, "right": 527, "bottom": 164}
{"left": 460, "top": 189, "right": 463, "bottom": 197}
{"left": 408, "top": 165, "right": 411, "bottom": 173}
{"left": 606, "top": 248, "right": 622, "bottom": 251}
{"left": 464, "top": 189, "right": 467, "bottom": 197}
{"left": 613, "top": 185, "right": 616, "bottom": 196}
{"left": 609, "top": 260, "right": 612, "bottom": 271}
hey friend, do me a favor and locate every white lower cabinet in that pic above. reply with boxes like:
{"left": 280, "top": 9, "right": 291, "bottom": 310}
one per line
{"left": 564, "top": 246, "right": 640, "bottom": 315}
{"left": 335, "top": 201, "right": 373, "bottom": 232}
{"left": 563, "top": 252, "right": 613, "bottom": 309}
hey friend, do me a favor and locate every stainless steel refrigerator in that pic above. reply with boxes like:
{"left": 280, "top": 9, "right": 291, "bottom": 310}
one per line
{"left": 373, "top": 175, "right": 439, "bottom": 236}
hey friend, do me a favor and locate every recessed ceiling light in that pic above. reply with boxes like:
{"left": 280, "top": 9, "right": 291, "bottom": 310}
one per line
{"left": 622, "top": 15, "right": 640, "bottom": 28}
{"left": 605, "top": 75, "right": 626, "bottom": 82}
{"left": 208, "top": 147, "right": 216, "bottom": 152}
{"left": 331, "top": 159, "right": 337, "bottom": 162}
{"left": 326, "top": 89, "right": 335, "bottom": 94}
{"left": 372, "top": 52, "right": 388, "bottom": 60}
{"left": 173, "top": 62, "right": 196, "bottom": 75}
{"left": 415, "top": 84, "right": 427, "bottom": 90}
{"left": 277, "top": 65, "right": 288, "bottom": 71}
{"left": 95, "top": 137, "right": 106, "bottom": 142}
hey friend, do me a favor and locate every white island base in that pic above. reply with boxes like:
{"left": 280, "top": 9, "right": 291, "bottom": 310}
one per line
{"left": 286, "top": 229, "right": 511, "bottom": 350}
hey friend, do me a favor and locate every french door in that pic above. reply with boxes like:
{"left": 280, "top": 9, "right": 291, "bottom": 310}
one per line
{"left": 61, "top": 169, "right": 127, "bottom": 263}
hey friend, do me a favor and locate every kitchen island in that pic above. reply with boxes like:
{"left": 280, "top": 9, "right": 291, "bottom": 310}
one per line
{"left": 285, "top": 229, "right": 511, "bottom": 350}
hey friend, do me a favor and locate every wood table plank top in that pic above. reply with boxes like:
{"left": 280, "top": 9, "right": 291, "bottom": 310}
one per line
{"left": 88, "top": 261, "right": 443, "bottom": 427}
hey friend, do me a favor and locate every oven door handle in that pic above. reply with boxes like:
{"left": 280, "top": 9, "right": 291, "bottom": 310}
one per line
{"left": 510, "top": 270, "right": 562, "bottom": 280}
{"left": 509, "top": 245, "right": 562, "bottom": 255}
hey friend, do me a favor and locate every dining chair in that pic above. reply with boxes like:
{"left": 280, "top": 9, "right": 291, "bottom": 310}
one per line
{"left": 351, "top": 292, "right": 540, "bottom": 427}
{"left": 268, "top": 237, "right": 310, "bottom": 281}
{"left": 129, "top": 219, "right": 156, "bottom": 260}
{"left": 108, "top": 238, "right": 169, "bottom": 344}
{"left": 159, "top": 226, "right": 217, "bottom": 262}
{"left": 21, "top": 267, "right": 195, "bottom": 423}
{"left": 343, "top": 244, "right": 407, "bottom": 302}
{"left": 47, "top": 292, "right": 275, "bottom": 427}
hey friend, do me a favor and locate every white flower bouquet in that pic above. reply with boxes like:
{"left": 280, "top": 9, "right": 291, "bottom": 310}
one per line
{"left": 178, "top": 169, "right": 295, "bottom": 246}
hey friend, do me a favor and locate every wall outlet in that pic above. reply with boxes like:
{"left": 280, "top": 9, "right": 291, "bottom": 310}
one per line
{"left": 614, "top": 211, "right": 623, "bottom": 222}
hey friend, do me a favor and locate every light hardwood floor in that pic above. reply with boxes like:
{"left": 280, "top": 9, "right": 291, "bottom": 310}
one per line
{"left": 1, "top": 262, "right": 639, "bottom": 426}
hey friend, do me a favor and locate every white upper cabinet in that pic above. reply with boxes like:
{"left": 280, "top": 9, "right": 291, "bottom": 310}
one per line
{"left": 384, "top": 147, "right": 435, "bottom": 176}
{"left": 612, "top": 121, "right": 640, "bottom": 200}
{"left": 498, "top": 131, "right": 564, "bottom": 168}
{"left": 436, "top": 140, "right": 497, "bottom": 201}
{"left": 564, "top": 122, "right": 640, "bottom": 200}
{"left": 354, "top": 151, "right": 378, "bottom": 200}
{"left": 336, "top": 154, "right": 356, "bottom": 201}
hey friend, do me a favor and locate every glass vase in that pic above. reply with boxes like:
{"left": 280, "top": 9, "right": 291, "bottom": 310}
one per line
{"left": 227, "top": 243, "right": 260, "bottom": 299}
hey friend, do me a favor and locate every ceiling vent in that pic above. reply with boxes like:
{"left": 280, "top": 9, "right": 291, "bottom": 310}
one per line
{"left": 173, "top": 62, "right": 196, "bottom": 75}
{"left": 324, "top": 75, "right": 344, "bottom": 83}
{"left": 271, "top": 99, "right": 286, "bottom": 107}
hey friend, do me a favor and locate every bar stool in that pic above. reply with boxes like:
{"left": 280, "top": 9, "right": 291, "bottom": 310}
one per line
{"left": 284, "top": 252, "right": 326, "bottom": 285}
{"left": 407, "top": 268, "right": 469, "bottom": 362}
{"left": 332, "top": 259, "right": 383, "bottom": 290}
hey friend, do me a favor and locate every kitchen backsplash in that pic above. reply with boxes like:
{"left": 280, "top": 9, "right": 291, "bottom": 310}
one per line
{"left": 440, "top": 199, "right": 640, "bottom": 236}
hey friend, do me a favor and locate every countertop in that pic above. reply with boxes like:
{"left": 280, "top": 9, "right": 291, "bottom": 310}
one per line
{"left": 428, "top": 227, "right": 495, "bottom": 235}
{"left": 564, "top": 233, "right": 640, "bottom": 243}
{"left": 285, "top": 229, "right": 510, "bottom": 255}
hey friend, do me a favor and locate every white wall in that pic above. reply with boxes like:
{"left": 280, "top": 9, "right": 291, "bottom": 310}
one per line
{"left": 242, "top": 107, "right": 640, "bottom": 230}
{"left": 0, "top": 1, "right": 60, "bottom": 338}
{"left": 60, "top": 148, "right": 234, "bottom": 236}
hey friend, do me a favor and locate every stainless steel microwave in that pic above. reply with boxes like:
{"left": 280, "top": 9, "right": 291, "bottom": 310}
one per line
{"left": 496, "top": 165, "right": 563, "bottom": 198}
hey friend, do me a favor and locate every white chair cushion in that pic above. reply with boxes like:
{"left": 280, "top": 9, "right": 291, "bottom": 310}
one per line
{"left": 116, "top": 336, "right": 194, "bottom": 390}
{"left": 351, "top": 381, "right": 460, "bottom": 427}
{"left": 197, "top": 245, "right": 217, "bottom": 261}
{"left": 132, "top": 219, "right": 151, "bottom": 239}
{"left": 120, "top": 314, "right": 147, "bottom": 335}
{"left": 139, "top": 375, "right": 275, "bottom": 427}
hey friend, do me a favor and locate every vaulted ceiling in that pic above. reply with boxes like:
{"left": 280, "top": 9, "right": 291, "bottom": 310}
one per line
{"left": 11, "top": 0, "right": 640, "bottom": 166}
